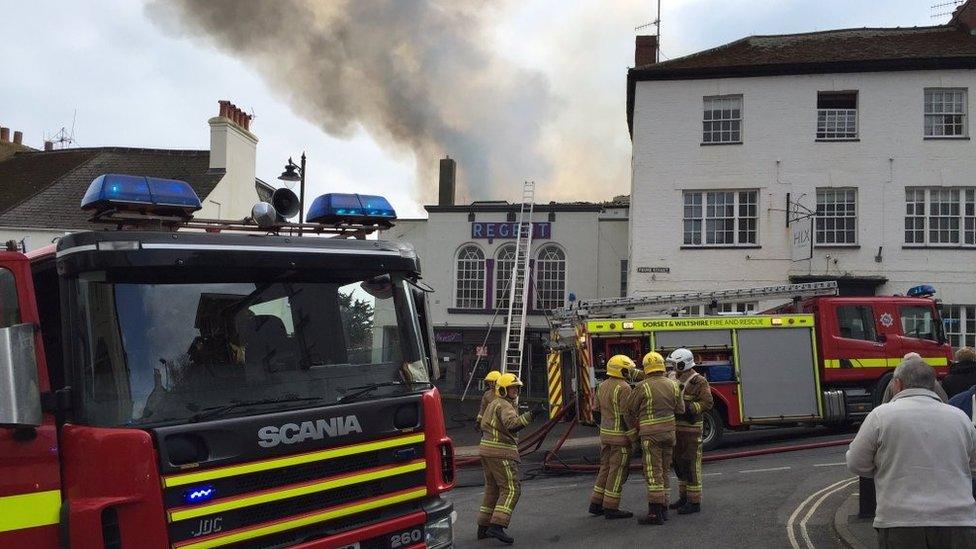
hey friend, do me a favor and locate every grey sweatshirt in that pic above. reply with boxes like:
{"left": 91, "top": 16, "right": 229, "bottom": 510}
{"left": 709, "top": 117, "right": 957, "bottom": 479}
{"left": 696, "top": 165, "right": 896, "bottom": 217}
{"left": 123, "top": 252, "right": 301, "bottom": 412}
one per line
{"left": 846, "top": 388, "right": 976, "bottom": 528}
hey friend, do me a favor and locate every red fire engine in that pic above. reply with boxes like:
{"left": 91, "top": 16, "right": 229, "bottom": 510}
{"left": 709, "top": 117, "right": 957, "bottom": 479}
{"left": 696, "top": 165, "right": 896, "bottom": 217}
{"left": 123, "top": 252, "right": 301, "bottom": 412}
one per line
{"left": 0, "top": 175, "right": 455, "bottom": 547}
{"left": 548, "top": 282, "right": 953, "bottom": 450}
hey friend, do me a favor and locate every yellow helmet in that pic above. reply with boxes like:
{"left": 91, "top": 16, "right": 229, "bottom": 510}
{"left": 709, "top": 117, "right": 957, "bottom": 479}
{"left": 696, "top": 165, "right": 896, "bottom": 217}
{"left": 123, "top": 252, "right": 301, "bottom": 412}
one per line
{"left": 495, "top": 372, "right": 524, "bottom": 397}
{"left": 485, "top": 370, "right": 502, "bottom": 383}
{"left": 606, "top": 354, "right": 636, "bottom": 379}
{"left": 642, "top": 351, "right": 665, "bottom": 374}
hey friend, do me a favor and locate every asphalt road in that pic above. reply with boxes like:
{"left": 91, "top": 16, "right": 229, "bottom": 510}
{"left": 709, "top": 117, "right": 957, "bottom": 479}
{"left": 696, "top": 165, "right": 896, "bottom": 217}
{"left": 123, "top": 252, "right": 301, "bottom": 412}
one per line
{"left": 447, "top": 427, "right": 860, "bottom": 548}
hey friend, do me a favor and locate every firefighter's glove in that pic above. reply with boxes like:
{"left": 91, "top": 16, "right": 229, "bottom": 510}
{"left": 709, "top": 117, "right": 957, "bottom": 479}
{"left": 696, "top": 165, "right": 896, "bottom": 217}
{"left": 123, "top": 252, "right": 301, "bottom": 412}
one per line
{"left": 530, "top": 404, "right": 546, "bottom": 419}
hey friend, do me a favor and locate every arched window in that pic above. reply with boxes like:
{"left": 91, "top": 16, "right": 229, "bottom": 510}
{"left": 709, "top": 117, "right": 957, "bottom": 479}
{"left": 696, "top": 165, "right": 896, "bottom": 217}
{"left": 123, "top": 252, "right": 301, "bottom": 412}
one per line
{"left": 535, "top": 245, "right": 566, "bottom": 311}
{"left": 455, "top": 245, "right": 485, "bottom": 308}
{"left": 494, "top": 244, "right": 517, "bottom": 309}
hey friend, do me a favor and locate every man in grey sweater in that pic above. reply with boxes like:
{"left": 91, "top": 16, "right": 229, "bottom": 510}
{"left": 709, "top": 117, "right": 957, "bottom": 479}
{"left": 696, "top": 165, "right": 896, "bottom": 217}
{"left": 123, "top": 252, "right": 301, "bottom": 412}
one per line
{"left": 847, "top": 357, "right": 976, "bottom": 548}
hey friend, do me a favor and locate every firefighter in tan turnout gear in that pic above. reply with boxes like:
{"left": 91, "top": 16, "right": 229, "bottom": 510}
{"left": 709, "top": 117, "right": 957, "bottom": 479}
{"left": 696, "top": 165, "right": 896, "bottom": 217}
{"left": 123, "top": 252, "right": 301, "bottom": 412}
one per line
{"left": 626, "top": 351, "right": 684, "bottom": 525}
{"left": 668, "top": 347, "right": 713, "bottom": 515}
{"left": 478, "top": 372, "right": 536, "bottom": 544}
{"left": 476, "top": 370, "right": 502, "bottom": 431}
{"left": 588, "top": 355, "right": 638, "bottom": 519}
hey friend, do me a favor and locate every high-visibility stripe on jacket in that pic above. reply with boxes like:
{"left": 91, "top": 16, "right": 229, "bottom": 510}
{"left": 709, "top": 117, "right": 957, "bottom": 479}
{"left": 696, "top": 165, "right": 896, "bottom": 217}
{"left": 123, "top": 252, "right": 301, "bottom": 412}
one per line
{"left": 626, "top": 372, "right": 684, "bottom": 437}
{"left": 596, "top": 377, "right": 636, "bottom": 445}
{"left": 676, "top": 371, "right": 713, "bottom": 432}
{"left": 479, "top": 397, "right": 531, "bottom": 462}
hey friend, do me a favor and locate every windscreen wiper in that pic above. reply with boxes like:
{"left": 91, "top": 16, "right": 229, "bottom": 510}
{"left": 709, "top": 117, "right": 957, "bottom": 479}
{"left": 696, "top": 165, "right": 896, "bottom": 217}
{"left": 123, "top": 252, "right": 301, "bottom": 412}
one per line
{"left": 335, "top": 381, "right": 429, "bottom": 404}
{"left": 190, "top": 396, "right": 324, "bottom": 423}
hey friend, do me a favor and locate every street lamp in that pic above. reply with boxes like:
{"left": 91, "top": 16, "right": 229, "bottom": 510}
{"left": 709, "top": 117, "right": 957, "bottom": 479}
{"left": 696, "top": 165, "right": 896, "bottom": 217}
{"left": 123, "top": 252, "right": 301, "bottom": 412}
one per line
{"left": 278, "top": 152, "right": 306, "bottom": 227}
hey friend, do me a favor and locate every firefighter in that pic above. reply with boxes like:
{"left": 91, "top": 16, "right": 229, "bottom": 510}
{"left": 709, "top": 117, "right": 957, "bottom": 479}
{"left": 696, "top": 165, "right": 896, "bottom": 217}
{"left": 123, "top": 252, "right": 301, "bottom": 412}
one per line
{"left": 589, "top": 354, "right": 638, "bottom": 519}
{"left": 626, "top": 351, "right": 684, "bottom": 525}
{"left": 668, "top": 347, "right": 713, "bottom": 515}
{"left": 478, "top": 372, "right": 535, "bottom": 544}
{"left": 476, "top": 370, "right": 502, "bottom": 431}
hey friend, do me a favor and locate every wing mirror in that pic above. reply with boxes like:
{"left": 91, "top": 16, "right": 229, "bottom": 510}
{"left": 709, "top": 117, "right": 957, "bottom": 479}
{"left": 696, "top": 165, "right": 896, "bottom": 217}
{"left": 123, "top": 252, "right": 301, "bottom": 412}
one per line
{"left": 0, "top": 323, "right": 42, "bottom": 427}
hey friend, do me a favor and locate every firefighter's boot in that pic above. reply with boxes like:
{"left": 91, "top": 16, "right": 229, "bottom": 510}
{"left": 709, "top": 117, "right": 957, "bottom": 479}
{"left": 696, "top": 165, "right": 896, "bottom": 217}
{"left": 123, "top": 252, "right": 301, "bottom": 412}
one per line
{"left": 477, "top": 526, "right": 489, "bottom": 540}
{"left": 588, "top": 502, "right": 604, "bottom": 516}
{"left": 604, "top": 508, "right": 634, "bottom": 520}
{"left": 661, "top": 505, "right": 669, "bottom": 521}
{"left": 485, "top": 525, "right": 514, "bottom": 544}
{"left": 637, "top": 504, "right": 664, "bottom": 525}
{"left": 669, "top": 497, "right": 686, "bottom": 510}
{"left": 677, "top": 501, "right": 701, "bottom": 515}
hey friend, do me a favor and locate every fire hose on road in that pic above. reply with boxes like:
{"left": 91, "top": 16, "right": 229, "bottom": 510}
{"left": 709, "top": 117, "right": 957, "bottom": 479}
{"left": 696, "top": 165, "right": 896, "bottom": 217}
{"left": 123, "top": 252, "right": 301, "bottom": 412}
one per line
{"left": 456, "top": 399, "right": 854, "bottom": 472}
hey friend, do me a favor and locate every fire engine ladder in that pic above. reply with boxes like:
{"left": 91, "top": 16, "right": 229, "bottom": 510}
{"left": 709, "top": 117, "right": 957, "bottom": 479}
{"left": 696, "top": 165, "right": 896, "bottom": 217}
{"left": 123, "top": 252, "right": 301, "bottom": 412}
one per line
{"left": 554, "top": 281, "right": 839, "bottom": 326}
{"left": 501, "top": 181, "right": 535, "bottom": 376}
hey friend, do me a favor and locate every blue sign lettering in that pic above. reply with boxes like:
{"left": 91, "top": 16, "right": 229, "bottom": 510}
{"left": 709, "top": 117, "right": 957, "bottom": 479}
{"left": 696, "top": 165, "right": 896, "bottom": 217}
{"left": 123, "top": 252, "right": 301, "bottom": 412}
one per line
{"left": 471, "top": 222, "right": 552, "bottom": 242}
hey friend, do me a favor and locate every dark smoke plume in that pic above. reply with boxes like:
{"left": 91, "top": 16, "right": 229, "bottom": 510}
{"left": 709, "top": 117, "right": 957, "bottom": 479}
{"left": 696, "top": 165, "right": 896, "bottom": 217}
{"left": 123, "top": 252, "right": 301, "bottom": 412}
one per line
{"left": 147, "top": 0, "right": 554, "bottom": 202}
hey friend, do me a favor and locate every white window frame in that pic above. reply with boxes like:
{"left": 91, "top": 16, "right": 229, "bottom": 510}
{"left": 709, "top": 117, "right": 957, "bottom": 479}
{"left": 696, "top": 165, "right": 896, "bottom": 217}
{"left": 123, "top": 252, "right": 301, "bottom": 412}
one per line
{"left": 702, "top": 95, "right": 743, "bottom": 144}
{"left": 924, "top": 88, "right": 968, "bottom": 138}
{"left": 454, "top": 244, "right": 485, "bottom": 309}
{"left": 943, "top": 305, "right": 976, "bottom": 350}
{"left": 682, "top": 190, "right": 759, "bottom": 247}
{"left": 904, "top": 187, "right": 976, "bottom": 247}
{"left": 494, "top": 244, "right": 516, "bottom": 309}
{"left": 815, "top": 188, "right": 858, "bottom": 246}
{"left": 816, "top": 91, "right": 858, "bottom": 141}
{"left": 534, "top": 245, "right": 566, "bottom": 311}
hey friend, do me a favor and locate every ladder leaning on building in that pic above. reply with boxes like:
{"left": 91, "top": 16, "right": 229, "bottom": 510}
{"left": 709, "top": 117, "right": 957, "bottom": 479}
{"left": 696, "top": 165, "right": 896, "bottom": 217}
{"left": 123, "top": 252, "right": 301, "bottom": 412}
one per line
{"left": 502, "top": 181, "right": 535, "bottom": 378}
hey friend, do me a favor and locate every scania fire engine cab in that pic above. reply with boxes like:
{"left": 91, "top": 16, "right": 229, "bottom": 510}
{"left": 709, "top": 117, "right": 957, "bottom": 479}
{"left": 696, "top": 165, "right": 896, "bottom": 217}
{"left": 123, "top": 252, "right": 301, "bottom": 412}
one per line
{"left": 0, "top": 174, "right": 455, "bottom": 548}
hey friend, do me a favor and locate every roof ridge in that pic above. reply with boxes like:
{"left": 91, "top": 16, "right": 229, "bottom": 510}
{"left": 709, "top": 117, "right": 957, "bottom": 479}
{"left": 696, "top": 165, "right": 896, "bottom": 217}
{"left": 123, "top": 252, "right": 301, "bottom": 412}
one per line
{"left": 0, "top": 149, "right": 100, "bottom": 217}
{"left": 747, "top": 24, "right": 953, "bottom": 39}
{"left": 644, "top": 24, "right": 960, "bottom": 70}
{"left": 17, "top": 146, "right": 209, "bottom": 156}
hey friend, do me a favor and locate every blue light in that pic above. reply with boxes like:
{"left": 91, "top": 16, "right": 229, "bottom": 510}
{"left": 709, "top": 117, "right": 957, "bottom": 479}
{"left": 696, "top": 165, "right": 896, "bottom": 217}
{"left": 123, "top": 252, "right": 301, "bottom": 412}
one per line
{"left": 81, "top": 174, "right": 202, "bottom": 215}
{"left": 183, "top": 485, "right": 216, "bottom": 505}
{"left": 907, "top": 284, "right": 936, "bottom": 298}
{"left": 307, "top": 193, "right": 397, "bottom": 224}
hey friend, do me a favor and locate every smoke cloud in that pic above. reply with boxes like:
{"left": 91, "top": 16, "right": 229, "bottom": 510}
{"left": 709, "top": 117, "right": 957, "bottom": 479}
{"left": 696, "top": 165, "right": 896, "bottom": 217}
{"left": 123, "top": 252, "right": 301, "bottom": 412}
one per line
{"left": 147, "top": 0, "right": 558, "bottom": 202}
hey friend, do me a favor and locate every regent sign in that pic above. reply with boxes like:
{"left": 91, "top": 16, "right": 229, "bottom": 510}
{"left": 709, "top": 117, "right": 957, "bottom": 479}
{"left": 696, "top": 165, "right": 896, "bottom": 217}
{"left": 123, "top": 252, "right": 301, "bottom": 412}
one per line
{"left": 471, "top": 222, "right": 551, "bottom": 242}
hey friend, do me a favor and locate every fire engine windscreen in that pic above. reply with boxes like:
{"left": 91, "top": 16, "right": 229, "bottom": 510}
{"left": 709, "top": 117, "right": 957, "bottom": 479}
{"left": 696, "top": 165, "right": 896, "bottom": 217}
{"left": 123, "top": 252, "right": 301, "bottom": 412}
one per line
{"left": 71, "top": 274, "right": 430, "bottom": 427}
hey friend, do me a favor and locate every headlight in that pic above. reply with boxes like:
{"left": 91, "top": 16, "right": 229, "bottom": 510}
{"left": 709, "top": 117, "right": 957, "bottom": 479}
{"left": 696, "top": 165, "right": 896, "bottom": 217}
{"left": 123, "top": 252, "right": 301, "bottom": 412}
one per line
{"left": 425, "top": 513, "right": 454, "bottom": 549}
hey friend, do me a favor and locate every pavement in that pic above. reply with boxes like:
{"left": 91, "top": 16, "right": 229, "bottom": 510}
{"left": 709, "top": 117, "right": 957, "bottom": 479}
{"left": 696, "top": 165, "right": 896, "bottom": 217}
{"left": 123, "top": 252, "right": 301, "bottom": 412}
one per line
{"left": 444, "top": 399, "right": 864, "bottom": 548}
{"left": 834, "top": 493, "right": 875, "bottom": 549}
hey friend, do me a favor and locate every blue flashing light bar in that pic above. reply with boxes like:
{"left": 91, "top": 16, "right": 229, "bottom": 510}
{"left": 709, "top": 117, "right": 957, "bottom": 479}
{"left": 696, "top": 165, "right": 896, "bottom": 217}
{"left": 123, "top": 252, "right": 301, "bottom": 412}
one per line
{"left": 81, "top": 174, "right": 202, "bottom": 215}
{"left": 907, "top": 284, "right": 936, "bottom": 298}
{"left": 182, "top": 485, "right": 216, "bottom": 505}
{"left": 307, "top": 193, "right": 397, "bottom": 224}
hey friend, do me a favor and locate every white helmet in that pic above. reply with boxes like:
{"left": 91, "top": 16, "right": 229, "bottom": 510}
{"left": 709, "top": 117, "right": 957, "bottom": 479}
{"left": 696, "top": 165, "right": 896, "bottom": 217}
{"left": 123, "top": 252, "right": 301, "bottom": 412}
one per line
{"left": 667, "top": 348, "right": 696, "bottom": 372}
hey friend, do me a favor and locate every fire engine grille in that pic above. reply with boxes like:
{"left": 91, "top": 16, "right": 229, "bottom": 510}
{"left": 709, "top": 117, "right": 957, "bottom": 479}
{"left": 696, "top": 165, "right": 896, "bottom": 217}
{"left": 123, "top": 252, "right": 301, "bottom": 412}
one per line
{"left": 161, "top": 442, "right": 424, "bottom": 508}
{"left": 161, "top": 433, "right": 428, "bottom": 548}
{"left": 226, "top": 501, "right": 423, "bottom": 549}
{"left": 166, "top": 472, "right": 425, "bottom": 543}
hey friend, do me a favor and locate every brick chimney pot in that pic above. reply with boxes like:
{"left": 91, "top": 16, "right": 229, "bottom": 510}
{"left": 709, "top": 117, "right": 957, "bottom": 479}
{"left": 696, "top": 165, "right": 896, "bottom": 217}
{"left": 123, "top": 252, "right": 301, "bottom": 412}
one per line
{"left": 13, "top": 131, "right": 22, "bottom": 145}
{"left": 0, "top": 127, "right": 8, "bottom": 142}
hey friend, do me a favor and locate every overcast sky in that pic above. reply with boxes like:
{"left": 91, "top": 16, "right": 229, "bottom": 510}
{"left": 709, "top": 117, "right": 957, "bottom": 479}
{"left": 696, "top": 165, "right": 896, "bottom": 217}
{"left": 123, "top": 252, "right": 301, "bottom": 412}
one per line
{"left": 0, "top": 1, "right": 948, "bottom": 217}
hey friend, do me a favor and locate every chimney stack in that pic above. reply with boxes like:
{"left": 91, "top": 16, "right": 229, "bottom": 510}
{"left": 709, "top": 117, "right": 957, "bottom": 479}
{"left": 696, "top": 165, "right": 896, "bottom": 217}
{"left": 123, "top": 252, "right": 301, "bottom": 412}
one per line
{"left": 951, "top": 0, "right": 976, "bottom": 33}
{"left": 438, "top": 156, "right": 456, "bottom": 206}
{"left": 0, "top": 127, "right": 8, "bottom": 142}
{"left": 207, "top": 99, "right": 259, "bottom": 219}
{"left": 44, "top": 141, "right": 54, "bottom": 151}
{"left": 635, "top": 35, "right": 658, "bottom": 67}
{"left": 12, "top": 131, "right": 22, "bottom": 145}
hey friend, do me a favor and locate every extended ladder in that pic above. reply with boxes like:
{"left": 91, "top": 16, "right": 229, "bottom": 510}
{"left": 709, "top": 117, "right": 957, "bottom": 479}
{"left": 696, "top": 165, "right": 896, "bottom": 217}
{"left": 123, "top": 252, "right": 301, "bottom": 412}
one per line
{"left": 501, "top": 182, "right": 535, "bottom": 375}
{"left": 554, "top": 281, "right": 839, "bottom": 324}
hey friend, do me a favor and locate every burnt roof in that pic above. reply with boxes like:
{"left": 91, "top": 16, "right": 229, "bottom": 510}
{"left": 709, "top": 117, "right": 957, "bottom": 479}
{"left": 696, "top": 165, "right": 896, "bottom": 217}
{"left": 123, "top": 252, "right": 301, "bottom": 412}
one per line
{"left": 0, "top": 148, "right": 224, "bottom": 230}
{"left": 627, "top": 25, "right": 976, "bottom": 134}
